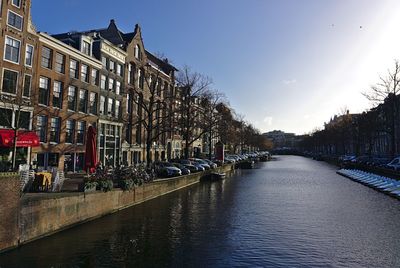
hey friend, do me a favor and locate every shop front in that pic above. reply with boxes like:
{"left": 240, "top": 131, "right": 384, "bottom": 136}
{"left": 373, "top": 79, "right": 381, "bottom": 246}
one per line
{"left": 98, "top": 120, "right": 122, "bottom": 167}
{"left": 0, "top": 129, "right": 40, "bottom": 171}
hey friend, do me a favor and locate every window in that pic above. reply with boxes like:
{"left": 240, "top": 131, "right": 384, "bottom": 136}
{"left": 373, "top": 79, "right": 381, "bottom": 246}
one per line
{"left": 68, "top": 86, "right": 77, "bottom": 110}
{"left": 7, "top": 10, "right": 23, "bottom": 31}
{"left": 16, "top": 111, "right": 30, "bottom": 130}
{"left": 116, "top": 81, "right": 121, "bottom": 95}
{"left": 23, "top": 75, "right": 31, "bottom": 97}
{"left": 0, "top": 108, "right": 12, "bottom": 128}
{"left": 24, "top": 45, "right": 34, "bottom": 67}
{"left": 12, "top": 0, "right": 21, "bottom": 8}
{"left": 109, "top": 60, "right": 115, "bottom": 71}
{"left": 91, "top": 69, "right": 99, "bottom": 85}
{"left": 78, "top": 89, "right": 87, "bottom": 113}
{"left": 48, "top": 153, "right": 59, "bottom": 168}
{"left": 115, "top": 100, "right": 120, "bottom": 118}
{"left": 69, "top": 59, "right": 78, "bottom": 79}
{"left": 82, "top": 41, "right": 91, "bottom": 56}
{"left": 134, "top": 44, "right": 140, "bottom": 59}
{"left": 39, "top": 77, "right": 50, "bottom": 105}
{"left": 116, "top": 64, "right": 122, "bottom": 76}
{"left": 55, "top": 53, "right": 65, "bottom": 73}
{"left": 77, "top": 121, "right": 86, "bottom": 144}
{"left": 128, "top": 64, "right": 134, "bottom": 85}
{"left": 138, "top": 69, "right": 144, "bottom": 89}
{"left": 81, "top": 64, "right": 89, "bottom": 83}
{"left": 2, "top": 69, "right": 18, "bottom": 94}
{"left": 89, "top": 92, "right": 97, "bottom": 115}
{"left": 108, "top": 98, "right": 114, "bottom": 116}
{"left": 100, "top": 75, "right": 106, "bottom": 90}
{"left": 4, "top": 36, "right": 20, "bottom": 63}
{"left": 100, "top": 96, "right": 106, "bottom": 115}
{"left": 108, "top": 78, "right": 114, "bottom": 91}
{"left": 65, "top": 120, "right": 75, "bottom": 144}
{"left": 53, "top": 81, "right": 63, "bottom": 109}
{"left": 41, "top": 47, "right": 52, "bottom": 69}
{"left": 127, "top": 94, "right": 132, "bottom": 114}
{"left": 36, "top": 115, "right": 47, "bottom": 143}
{"left": 101, "top": 56, "right": 107, "bottom": 67}
{"left": 50, "top": 117, "right": 60, "bottom": 143}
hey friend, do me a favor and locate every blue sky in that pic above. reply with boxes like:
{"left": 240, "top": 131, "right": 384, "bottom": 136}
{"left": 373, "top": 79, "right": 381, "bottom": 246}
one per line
{"left": 31, "top": 0, "right": 400, "bottom": 134}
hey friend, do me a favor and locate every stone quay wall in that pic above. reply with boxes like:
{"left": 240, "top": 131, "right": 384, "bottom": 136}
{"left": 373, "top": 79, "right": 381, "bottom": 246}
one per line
{"left": 0, "top": 164, "right": 234, "bottom": 253}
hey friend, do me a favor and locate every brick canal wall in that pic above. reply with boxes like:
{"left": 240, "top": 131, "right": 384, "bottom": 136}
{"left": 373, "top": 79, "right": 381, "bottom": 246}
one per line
{"left": 0, "top": 173, "right": 20, "bottom": 252}
{"left": 0, "top": 164, "right": 234, "bottom": 253}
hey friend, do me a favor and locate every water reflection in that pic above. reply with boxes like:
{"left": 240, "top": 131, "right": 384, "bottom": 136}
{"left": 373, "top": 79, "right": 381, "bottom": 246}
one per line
{"left": 1, "top": 156, "right": 400, "bottom": 267}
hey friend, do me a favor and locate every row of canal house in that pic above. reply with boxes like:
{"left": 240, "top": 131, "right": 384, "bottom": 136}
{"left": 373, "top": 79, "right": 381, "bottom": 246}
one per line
{"left": 0, "top": 0, "right": 189, "bottom": 172}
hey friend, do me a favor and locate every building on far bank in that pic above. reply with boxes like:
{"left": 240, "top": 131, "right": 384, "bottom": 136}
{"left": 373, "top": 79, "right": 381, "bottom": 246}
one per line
{"left": 263, "top": 130, "right": 297, "bottom": 150}
{"left": 0, "top": 0, "right": 39, "bottom": 169}
{"left": 32, "top": 32, "right": 102, "bottom": 172}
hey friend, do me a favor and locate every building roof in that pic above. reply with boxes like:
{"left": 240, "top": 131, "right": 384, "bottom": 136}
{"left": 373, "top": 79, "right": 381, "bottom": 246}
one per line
{"left": 52, "top": 19, "right": 177, "bottom": 73}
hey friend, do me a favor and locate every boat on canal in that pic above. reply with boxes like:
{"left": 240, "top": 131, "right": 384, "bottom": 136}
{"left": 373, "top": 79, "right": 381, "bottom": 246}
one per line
{"left": 337, "top": 169, "right": 400, "bottom": 199}
{"left": 203, "top": 172, "right": 226, "bottom": 181}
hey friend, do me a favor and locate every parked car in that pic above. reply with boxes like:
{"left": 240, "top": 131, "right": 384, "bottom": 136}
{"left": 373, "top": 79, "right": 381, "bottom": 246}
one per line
{"left": 202, "top": 159, "right": 217, "bottom": 169}
{"left": 172, "top": 163, "right": 191, "bottom": 175}
{"left": 171, "top": 159, "right": 200, "bottom": 172}
{"left": 154, "top": 162, "right": 182, "bottom": 177}
{"left": 386, "top": 157, "right": 400, "bottom": 171}
{"left": 189, "top": 158, "right": 211, "bottom": 170}
{"left": 224, "top": 156, "right": 236, "bottom": 164}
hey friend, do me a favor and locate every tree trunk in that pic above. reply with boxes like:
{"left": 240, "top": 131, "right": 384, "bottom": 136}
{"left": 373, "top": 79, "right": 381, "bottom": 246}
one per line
{"left": 184, "top": 138, "right": 189, "bottom": 159}
{"left": 12, "top": 129, "right": 18, "bottom": 171}
{"left": 208, "top": 127, "right": 212, "bottom": 160}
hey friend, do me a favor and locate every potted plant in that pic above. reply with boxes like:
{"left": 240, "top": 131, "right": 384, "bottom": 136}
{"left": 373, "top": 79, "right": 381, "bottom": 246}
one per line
{"left": 83, "top": 176, "right": 98, "bottom": 192}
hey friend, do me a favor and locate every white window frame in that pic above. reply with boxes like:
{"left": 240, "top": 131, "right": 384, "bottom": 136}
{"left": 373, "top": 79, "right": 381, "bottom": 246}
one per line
{"left": 100, "top": 95, "right": 106, "bottom": 115}
{"left": 23, "top": 74, "right": 32, "bottom": 98}
{"left": 12, "top": 0, "right": 21, "bottom": 8}
{"left": 7, "top": 10, "right": 23, "bottom": 31}
{"left": 116, "top": 64, "right": 122, "bottom": 76}
{"left": 108, "top": 78, "right": 114, "bottom": 91}
{"left": 2, "top": 68, "right": 18, "bottom": 95}
{"left": 81, "top": 64, "right": 89, "bottom": 83}
{"left": 4, "top": 36, "right": 21, "bottom": 64}
{"left": 115, "top": 100, "right": 120, "bottom": 118}
{"left": 53, "top": 81, "right": 63, "bottom": 109}
{"left": 134, "top": 45, "right": 140, "bottom": 59}
{"left": 100, "top": 75, "right": 106, "bottom": 90}
{"left": 116, "top": 81, "right": 121, "bottom": 95}
{"left": 108, "top": 98, "right": 113, "bottom": 116}
{"left": 91, "top": 69, "right": 99, "bottom": 85}
{"left": 25, "top": 44, "right": 34, "bottom": 67}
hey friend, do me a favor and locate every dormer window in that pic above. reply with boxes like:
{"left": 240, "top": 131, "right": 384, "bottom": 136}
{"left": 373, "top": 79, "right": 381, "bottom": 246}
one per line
{"left": 12, "top": 0, "right": 21, "bottom": 8}
{"left": 7, "top": 11, "right": 23, "bottom": 31}
{"left": 82, "top": 41, "right": 91, "bottom": 56}
{"left": 134, "top": 45, "right": 141, "bottom": 59}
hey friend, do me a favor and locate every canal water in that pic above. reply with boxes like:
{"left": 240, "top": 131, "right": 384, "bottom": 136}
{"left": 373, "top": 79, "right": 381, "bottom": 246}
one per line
{"left": 1, "top": 156, "right": 400, "bottom": 267}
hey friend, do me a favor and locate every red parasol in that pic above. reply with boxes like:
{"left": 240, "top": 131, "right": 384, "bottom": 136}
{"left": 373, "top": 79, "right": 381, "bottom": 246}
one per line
{"left": 84, "top": 125, "right": 97, "bottom": 173}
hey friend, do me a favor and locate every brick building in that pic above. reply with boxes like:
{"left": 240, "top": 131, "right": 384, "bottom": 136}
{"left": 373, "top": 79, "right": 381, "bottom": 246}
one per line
{"left": 0, "top": 0, "right": 39, "bottom": 169}
{"left": 32, "top": 32, "right": 102, "bottom": 172}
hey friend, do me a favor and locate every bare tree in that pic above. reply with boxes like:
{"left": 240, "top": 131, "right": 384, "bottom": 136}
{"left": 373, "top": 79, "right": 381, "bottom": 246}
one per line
{"left": 199, "top": 89, "right": 226, "bottom": 159}
{"left": 175, "top": 65, "right": 213, "bottom": 159}
{"left": 363, "top": 60, "right": 400, "bottom": 157}
{"left": 128, "top": 62, "right": 176, "bottom": 166}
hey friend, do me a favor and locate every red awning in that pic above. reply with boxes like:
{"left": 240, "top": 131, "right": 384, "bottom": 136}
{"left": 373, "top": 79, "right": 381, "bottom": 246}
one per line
{"left": 0, "top": 129, "right": 40, "bottom": 148}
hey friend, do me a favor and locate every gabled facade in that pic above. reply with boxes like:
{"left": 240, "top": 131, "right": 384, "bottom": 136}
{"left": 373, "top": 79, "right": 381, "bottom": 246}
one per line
{"left": 0, "top": 0, "right": 38, "bottom": 168}
{"left": 32, "top": 33, "right": 102, "bottom": 171}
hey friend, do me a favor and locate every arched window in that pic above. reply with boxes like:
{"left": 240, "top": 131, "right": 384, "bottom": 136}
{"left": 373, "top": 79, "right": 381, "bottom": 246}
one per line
{"left": 134, "top": 44, "right": 141, "bottom": 59}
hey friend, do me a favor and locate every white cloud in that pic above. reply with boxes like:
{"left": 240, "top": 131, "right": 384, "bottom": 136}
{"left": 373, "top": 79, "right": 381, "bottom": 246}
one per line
{"left": 283, "top": 79, "right": 297, "bottom": 85}
{"left": 263, "top": 116, "right": 273, "bottom": 126}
